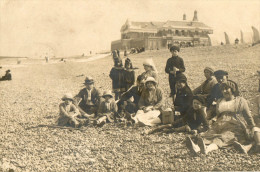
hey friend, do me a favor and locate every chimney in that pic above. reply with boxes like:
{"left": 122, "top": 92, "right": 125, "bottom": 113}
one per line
{"left": 193, "top": 10, "right": 198, "bottom": 21}
{"left": 183, "top": 14, "right": 186, "bottom": 20}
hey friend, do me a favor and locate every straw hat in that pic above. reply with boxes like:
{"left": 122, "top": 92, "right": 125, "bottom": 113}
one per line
{"left": 102, "top": 90, "right": 113, "bottom": 98}
{"left": 204, "top": 67, "right": 214, "bottom": 74}
{"left": 62, "top": 93, "right": 74, "bottom": 101}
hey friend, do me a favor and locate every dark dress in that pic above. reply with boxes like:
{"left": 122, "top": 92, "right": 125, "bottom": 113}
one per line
{"left": 124, "top": 69, "right": 135, "bottom": 91}
{"left": 109, "top": 67, "right": 126, "bottom": 93}
{"left": 174, "top": 85, "right": 193, "bottom": 116}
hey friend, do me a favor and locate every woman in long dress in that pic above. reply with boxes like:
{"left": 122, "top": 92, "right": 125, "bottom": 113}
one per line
{"left": 186, "top": 83, "right": 258, "bottom": 154}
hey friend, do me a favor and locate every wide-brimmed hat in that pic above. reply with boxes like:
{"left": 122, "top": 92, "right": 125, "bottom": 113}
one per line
{"left": 176, "top": 73, "right": 187, "bottom": 83}
{"left": 145, "top": 77, "right": 157, "bottom": 85}
{"left": 62, "top": 93, "right": 74, "bottom": 101}
{"left": 83, "top": 76, "right": 94, "bottom": 85}
{"left": 204, "top": 67, "right": 214, "bottom": 74}
{"left": 214, "top": 70, "right": 228, "bottom": 79}
{"left": 143, "top": 58, "right": 157, "bottom": 72}
{"left": 102, "top": 90, "right": 113, "bottom": 98}
{"left": 170, "top": 45, "right": 180, "bottom": 52}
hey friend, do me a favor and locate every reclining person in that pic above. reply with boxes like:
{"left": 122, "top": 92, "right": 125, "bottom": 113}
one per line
{"left": 193, "top": 67, "right": 217, "bottom": 106}
{"left": 0, "top": 69, "right": 12, "bottom": 81}
{"left": 74, "top": 76, "right": 102, "bottom": 118}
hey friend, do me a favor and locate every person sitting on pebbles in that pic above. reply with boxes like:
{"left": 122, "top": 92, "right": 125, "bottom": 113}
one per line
{"left": 94, "top": 90, "right": 118, "bottom": 127}
{"left": 140, "top": 58, "right": 158, "bottom": 82}
{"left": 74, "top": 76, "right": 102, "bottom": 119}
{"left": 57, "top": 93, "right": 89, "bottom": 128}
{"left": 193, "top": 67, "right": 217, "bottom": 106}
{"left": 185, "top": 83, "right": 258, "bottom": 155}
{"left": 117, "top": 75, "right": 145, "bottom": 123}
{"left": 132, "top": 77, "right": 163, "bottom": 126}
{"left": 0, "top": 69, "right": 12, "bottom": 81}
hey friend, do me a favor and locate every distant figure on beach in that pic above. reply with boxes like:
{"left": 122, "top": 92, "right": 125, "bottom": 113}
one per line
{"left": 124, "top": 49, "right": 127, "bottom": 57}
{"left": 165, "top": 46, "right": 185, "bottom": 102}
{"left": 57, "top": 93, "right": 89, "bottom": 128}
{"left": 45, "top": 56, "right": 49, "bottom": 63}
{"left": 74, "top": 76, "right": 102, "bottom": 117}
{"left": 93, "top": 90, "right": 118, "bottom": 127}
{"left": 109, "top": 59, "right": 125, "bottom": 100}
{"left": 235, "top": 38, "right": 239, "bottom": 44}
{"left": 0, "top": 69, "right": 12, "bottom": 81}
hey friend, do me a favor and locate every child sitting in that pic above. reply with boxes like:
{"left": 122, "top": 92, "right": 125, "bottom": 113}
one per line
{"left": 57, "top": 93, "right": 89, "bottom": 128}
{"left": 94, "top": 90, "right": 118, "bottom": 127}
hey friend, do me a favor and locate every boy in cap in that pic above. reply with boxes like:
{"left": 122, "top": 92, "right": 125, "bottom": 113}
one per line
{"left": 0, "top": 69, "right": 12, "bottom": 81}
{"left": 94, "top": 90, "right": 118, "bottom": 127}
{"left": 58, "top": 93, "right": 89, "bottom": 128}
{"left": 193, "top": 67, "right": 217, "bottom": 105}
{"left": 165, "top": 46, "right": 186, "bottom": 102}
{"left": 74, "top": 76, "right": 102, "bottom": 117}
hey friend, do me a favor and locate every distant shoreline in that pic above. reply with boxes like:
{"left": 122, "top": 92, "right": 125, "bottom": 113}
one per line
{"left": 0, "top": 56, "right": 28, "bottom": 60}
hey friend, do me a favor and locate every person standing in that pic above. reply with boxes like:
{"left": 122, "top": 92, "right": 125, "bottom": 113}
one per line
{"left": 165, "top": 46, "right": 186, "bottom": 102}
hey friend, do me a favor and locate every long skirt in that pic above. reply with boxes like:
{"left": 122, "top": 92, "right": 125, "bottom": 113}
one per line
{"left": 201, "top": 112, "right": 251, "bottom": 147}
{"left": 133, "top": 109, "right": 161, "bottom": 126}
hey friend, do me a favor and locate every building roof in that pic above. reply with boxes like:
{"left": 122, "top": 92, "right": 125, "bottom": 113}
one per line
{"left": 121, "top": 19, "right": 213, "bottom": 33}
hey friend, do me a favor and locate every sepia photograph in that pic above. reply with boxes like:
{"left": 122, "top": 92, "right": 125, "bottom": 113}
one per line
{"left": 0, "top": 0, "right": 260, "bottom": 171}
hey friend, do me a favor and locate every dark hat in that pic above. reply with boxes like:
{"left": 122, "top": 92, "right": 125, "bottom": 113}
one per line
{"left": 220, "top": 82, "right": 237, "bottom": 95}
{"left": 193, "top": 95, "right": 205, "bottom": 105}
{"left": 176, "top": 73, "right": 187, "bottom": 83}
{"left": 214, "top": 70, "right": 228, "bottom": 78}
{"left": 84, "top": 76, "right": 94, "bottom": 85}
{"left": 170, "top": 46, "right": 180, "bottom": 52}
{"left": 6, "top": 69, "right": 11, "bottom": 72}
{"left": 124, "top": 58, "right": 133, "bottom": 68}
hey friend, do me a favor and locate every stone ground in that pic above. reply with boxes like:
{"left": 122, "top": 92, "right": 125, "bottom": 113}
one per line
{"left": 0, "top": 44, "right": 260, "bottom": 171}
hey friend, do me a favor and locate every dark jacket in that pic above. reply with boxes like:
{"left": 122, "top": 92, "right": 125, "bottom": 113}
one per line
{"left": 174, "top": 85, "right": 193, "bottom": 115}
{"left": 165, "top": 56, "right": 185, "bottom": 76}
{"left": 109, "top": 67, "right": 126, "bottom": 92}
{"left": 124, "top": 69, "right": 135, "bottom": 91}
{"left": 208, "top": 79, "right": 239, "bottom": 107}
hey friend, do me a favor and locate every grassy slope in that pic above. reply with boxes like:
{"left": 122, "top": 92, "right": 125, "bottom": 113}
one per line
{"left": 0, "top": 44, "right": 260, "bottom": 171}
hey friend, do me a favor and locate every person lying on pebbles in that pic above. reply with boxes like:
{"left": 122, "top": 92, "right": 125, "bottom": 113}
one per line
{"left": 74, "top": 76, "right": 102, "bottom": 119}
{"left": 93, "top": 90, "right": 118, "bottom": 127}
{"left": 57, "top": 93, "right": 89, "bottom": 128}
{"left": 185, "top": 83, "right": 259, "bottom": 155}
{"left": 145, "top": 96, "right": 209, "bottom": 135}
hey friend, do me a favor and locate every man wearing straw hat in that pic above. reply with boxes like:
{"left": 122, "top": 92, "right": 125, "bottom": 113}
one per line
{"left": 74, "top": 76, "right": 102, "bottom": 117}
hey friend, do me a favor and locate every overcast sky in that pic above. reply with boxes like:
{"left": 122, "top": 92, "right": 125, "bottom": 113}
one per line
{"left": 0, "top": 0, "right": 259, "bottom": 57}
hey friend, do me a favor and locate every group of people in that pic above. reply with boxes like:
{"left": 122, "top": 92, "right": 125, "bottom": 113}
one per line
{"left": 58, "top": 45, "right": 260, "bottom": 155}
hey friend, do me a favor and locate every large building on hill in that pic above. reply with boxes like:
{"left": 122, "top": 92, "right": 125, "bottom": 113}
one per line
{"left": 111, "top": 10, "right": 213, "bottom": 50}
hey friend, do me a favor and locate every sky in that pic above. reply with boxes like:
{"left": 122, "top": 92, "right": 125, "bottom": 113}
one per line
{"left": 0, "top": 0, "right": 259, "bottom": 57}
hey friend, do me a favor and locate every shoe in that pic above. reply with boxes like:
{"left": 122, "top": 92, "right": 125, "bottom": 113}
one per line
{"left": 197, "top": 137, "right": 207, "bottom": 154}
{"left": 97, "top": 120, "right": 106, "bottom": 127}
{"left": 185, "top": 137, "right": 200, "bottom": 155}
{"left": 233, "top": 141, "right": 247, "bottom": 154}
